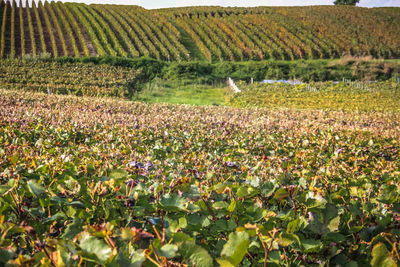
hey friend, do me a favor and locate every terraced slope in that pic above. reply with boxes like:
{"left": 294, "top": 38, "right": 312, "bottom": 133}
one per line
{"left": 0, "top": 0, "right": 399, "bottom": 61}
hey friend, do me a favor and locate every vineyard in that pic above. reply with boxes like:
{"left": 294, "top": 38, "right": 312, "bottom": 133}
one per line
{"left": 0, "top": 59, "right": 140, "bottom": 97}
{"left": 230, "top": 80, "right": 400, "bottom": 112}
{"left": 0, "top": 1, "right": 399, "bottom": 61}
{"left": 1, "top": 88, "right": 400, "bottom": 266}
{"left": 0, "top": 0, "right": 400, "bottom": 266}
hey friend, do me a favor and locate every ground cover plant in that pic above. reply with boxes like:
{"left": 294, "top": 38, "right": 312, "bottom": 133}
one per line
{"left": 0, "top": 88, "right": 399, "bottom": 266}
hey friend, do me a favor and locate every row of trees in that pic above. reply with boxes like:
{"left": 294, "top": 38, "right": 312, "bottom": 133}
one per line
{"left": 334, "top": 0, "right": 360, "bottom": 5}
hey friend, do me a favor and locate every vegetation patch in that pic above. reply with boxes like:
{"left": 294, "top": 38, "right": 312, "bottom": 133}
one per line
{"left": 0, "top": 89, "right": 399, "bottom": 266}
{"left": 230, "top": 80, "right": 400, "bottom": 112}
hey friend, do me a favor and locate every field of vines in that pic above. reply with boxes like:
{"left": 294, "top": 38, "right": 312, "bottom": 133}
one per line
{"left": 1, "top": 77, "right": 400, "bottom": 265}
{"left": 0, "top": 59, "right": 139, "bottom": 97}
{"left": 231, "top": 81, "right": 400, "bottom": 112}
{"left": 0, "top": 0, "right": 400, "bottom": 265}
{"left": 0, "top": 0, "right": 399, "bottom": 61}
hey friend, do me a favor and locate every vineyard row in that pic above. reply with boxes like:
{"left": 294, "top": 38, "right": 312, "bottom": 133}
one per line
{"left": 0, "top": 0, "right": 399, "bottom": 61}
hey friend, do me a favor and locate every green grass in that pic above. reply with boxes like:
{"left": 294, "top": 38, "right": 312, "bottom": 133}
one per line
{"left": 133, "top": 78, "right": 230, "bottom": 106}
{"left": 172, "top": 23, "right": 206, "bottom": 61}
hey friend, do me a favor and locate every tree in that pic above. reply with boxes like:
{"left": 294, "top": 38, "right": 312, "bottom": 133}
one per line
{"left": 334, "top": 0, "right": 360, "bottom": 5}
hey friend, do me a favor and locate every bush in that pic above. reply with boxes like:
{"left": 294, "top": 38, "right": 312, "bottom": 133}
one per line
{"left": 33, "top": 56, "right": 400, "bottom": 83}
{"left": 164, "top": 61, "right": 214, "bottom": 80}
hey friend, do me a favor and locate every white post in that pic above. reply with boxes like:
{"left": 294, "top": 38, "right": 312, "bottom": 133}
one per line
{"left": 228, "top": 77, "right": 241, "bottom": 93}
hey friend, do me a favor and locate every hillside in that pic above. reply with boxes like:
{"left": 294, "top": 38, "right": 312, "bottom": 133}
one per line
{"left": 0, "top": 1, "right": 399, "bottom": 61}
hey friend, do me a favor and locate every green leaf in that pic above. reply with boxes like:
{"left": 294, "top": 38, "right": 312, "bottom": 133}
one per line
{"left": 323, "top": 232, "right": 346, "bottom": 243}
{"left": 274, "top": 188, "right": 289, "bottom": 201}
{"left": 236, "top": 186, "right": 250, "bottom": 198}
{"left": 260, "top": 182, "right": 277, "bottom": 198}
{"left": 236, "top": 186, "right": 257, "bottom": 198}
{"left": 172, "top": 232, "right": 193, "bottom": 244}
{"left": 66, "top": 201, "right": 85, "bottom": 209}
{"left": 371, "top": 243, "right": 396, "bottom": 267}
{"left": 345, "top": 261, "right": 359, "bottom": 267}
{"left": 213, "top": 201, "right": 229, "bottom": 210}
{"left": 42, "top": 212, "right": 66, "bottom": 223}
{"left": 0, "top": 249, "right": 14, "bottom": 263}
{"left": 287, "top": 218, "right": 301, "bottom": 233}
{"left": 121, "top": 228, "right": 134, "bottom": 241}
{"left": 62, "top": 218, "right": 84, "bottom": 239}
{"left": 27, "top": 180, "right": 46, "bottom": 197}
{"left": 276, "top": 233, "right": 300, "bottom": 247}
{"left": 169, "top": 217, "right": 187, "bottom": 233}
{"left": 0, "top": 185, "right": 8, "bottom": 195}
{"left": 302, "top": 239, "right": 324, "bottom": 253}
{"left": 327, "top": 216, "right": 340, "bottom": 232}
{"left": 218, "top": 231, "right": 250, "bottom": 266}
{"left": 349, "top": 225, "right": 363, "bottom": 234}
{"left": 227, "top": 200, "right": 236, "bottom": 213}
{"left": 267, "top": 250, "right": 281, "bottom": 264}
{"left": 378, "top": 185, "right": 398, "bottom": 205}
{"left": 50, "top": 196, "right": 68, "bottom": 204}
{"left": 216, "top": 258, "right": 235, "bottom": 267}
{"left": 109, "top": 169, "right": 128, "bottom": 180}
{"left": 159, "top": 194, "right": 186, "bottom": 211}
{"left": 0, "top": 179, "right": 17, "bottom": 195}
{"left": 131, "top": 249, "right": 146, "bottom": 267}
{"left": 159, "top": 244, "right": 178, "bottom": 259}
{"left": 179, "top": 241, "right": 213, "bottom": 267}
{"left": 79, "top": 233, "right": 113, "bottom": 264}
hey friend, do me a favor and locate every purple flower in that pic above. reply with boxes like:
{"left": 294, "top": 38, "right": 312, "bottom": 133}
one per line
{"left": 127, "top": 161, "right": 144, "bottom": 169}
{"left": 145, "top": 161, "right": 155, "bottom": 171}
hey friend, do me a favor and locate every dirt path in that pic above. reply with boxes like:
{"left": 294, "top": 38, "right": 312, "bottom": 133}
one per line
{"left": 37, "top": 5, "right": 55, "bottom": 56}
{"left": 14, "top": 5, "right": 22, "bottom": 56}
{"left": 30, "top": 6, "right": 44, "bottom": 54}
{"left": 79, "top": 24, "right": 96, "bottom": 56}
{"left": 3, "top": 2, "right": 11, "bottom": 57}
{"left": 22, "top": 7, "right": 33, "bottom": 55}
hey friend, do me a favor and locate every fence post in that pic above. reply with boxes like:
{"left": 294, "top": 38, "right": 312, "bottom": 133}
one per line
{"left": 227, "top": 77, "right": 241, "bottom": 93}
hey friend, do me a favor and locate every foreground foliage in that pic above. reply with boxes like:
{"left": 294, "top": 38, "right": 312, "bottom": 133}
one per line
{"left": 0, "top": 89, "right": 399, "bottom": 266}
